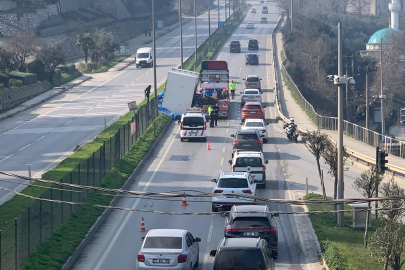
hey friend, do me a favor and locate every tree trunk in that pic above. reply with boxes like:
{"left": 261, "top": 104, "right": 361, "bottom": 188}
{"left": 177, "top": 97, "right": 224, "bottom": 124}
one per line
{"left": 364, "top": 202, "right": 370, "bottom": 248}
{"left": 316, "top": 158, "right": 322, "bottom": 181}
{"left": 84, "top": 49, "right": 88, "bottom": 63}
{"left": 334, "top": 175, "right": 338, "bottom": 220}
{"left": 384, "top": 258, "right": 388, "bottom": 270}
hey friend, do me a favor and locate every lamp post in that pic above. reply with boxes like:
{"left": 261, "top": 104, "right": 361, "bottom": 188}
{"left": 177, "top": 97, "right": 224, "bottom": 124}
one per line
{"left": 343, "top": 54, "right": 354, "bottom": 120}
{"left": 290, "top": 0, "right": 293, "bottom": 30}
{"left": 380, "top": 38, "right": 385, "bottom": 135}
{"left": 152, "top": 0, "right": 157, "bottom": 115}
{"left": 179, "top": 0, "right": 183, "bottom": 68}
{"left": 358, "top": 66, "right": 377, "bottom": 130}
{"left": 218, "top": 0, "right": 220, "bottom": 24}
{"left": 194, "top": 0, "right": 197, "bottom": 65}
{"left": 208, "top": 0, "right": 211, "bottom": 46}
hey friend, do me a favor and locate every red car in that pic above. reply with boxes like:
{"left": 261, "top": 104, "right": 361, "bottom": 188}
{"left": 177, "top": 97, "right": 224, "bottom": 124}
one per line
{"left": 241, "top": 102, "right": 266, "bottom": 121}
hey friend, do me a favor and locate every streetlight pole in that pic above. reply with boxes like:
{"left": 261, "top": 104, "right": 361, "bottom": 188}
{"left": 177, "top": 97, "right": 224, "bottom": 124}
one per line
{"left": 194, "top": 0, "right": 197, "bottom": 65}
{"left": 380, "top": 38, "right": 385, "bottom": 135}
{"left": 152, "top": 0, "right": 157, "bottom": 115}
{"left": 337, "top": 22, "right": 345, "bottom": 228}
{"left": 229, "top": 0, "right": 231, "bottom": 17}
{"left": 290, "top": 0, "right": 293, "bottom": 30}
{"left": 179, "top": 0, "right": 183, "bottom": 69}
{"left": 208, "top": 0, "right": 211, "bottom": 46}
{"left": 224, "top": 0, "right": 227, "bottom": 23}
{"left": 218, "top": 0, "right": 220, "bottom": 24}
{"left": 366, "top": 67, "right": 369, "bottom": 129}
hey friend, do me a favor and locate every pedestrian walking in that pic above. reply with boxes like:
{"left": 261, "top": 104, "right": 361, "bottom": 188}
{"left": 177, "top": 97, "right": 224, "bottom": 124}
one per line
{"left": 212, "top": 103, "right": 219, "bottom": 126}
{"left": 208, "top": 105, "right": 214, "bottom": 127}
{"left": 145, "top": 30, "right": 147, "bottom": 36}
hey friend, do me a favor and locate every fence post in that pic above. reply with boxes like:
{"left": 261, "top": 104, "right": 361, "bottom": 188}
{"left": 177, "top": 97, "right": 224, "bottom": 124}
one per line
{"left": 99, "top": 146, "right": 102, "bottom": 184}
{"left": 0, "top": 230, "right": 2, "bottom": 270}
{"left": 60, "top": 179, "right": 64, "bottom": 223}
{"left": 27, "top": 207, "right": 30, "bottom": 257}
{"left": 123, "top": 124, "right": 126, "bottom": 155}
{"left": 70, "top": 173, "right": 73, "bottom": 214}
{"left": 87, "top": 158, "right": 90, "bottom": 194}
{"left": 103, "top": 141, "right": 106, "bottom": 176}
{"left": 14, "top": 218, "right": 17, "bottom": 270}
{"left": 50, "top": 188, "right": 53, "bottom": 234}
{"left": 114, "top": 171, "right": 117, "bottom": 189}
{"left": 92, "top": 153, "right": 95, "bottom": 187}
{"left": 78, "top": 164, "right": 81, "bottom": 202}
{"left": 109, "top": 137, "right": 112, "bottom": 170}
{"left": 39, "top": 196, "right": 42, "bottom": 244}
{"left": 154, "top": 122, "right": 156, "bottom": 138}
{"left": 118, "top": 128, "right": 121, "bottom": 159}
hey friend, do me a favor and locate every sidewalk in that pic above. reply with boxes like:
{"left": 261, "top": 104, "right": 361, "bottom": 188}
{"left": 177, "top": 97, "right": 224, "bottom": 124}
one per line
{"left": 273, "top": 21, "right": 405, "bottom": 174}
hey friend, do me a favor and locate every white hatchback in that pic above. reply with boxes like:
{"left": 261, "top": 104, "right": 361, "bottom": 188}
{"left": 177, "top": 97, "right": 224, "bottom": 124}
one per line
{"left": 241, "top": 119, "right": 268, "bottom": 143}
{"left": 137, "top": 229, "right": 201, "bottom": 270}
{"left": 211, "top": 172, "right": 257, "bottom": 212}
{"left": 246, "top": 22, "right": 254, "bottom": 29}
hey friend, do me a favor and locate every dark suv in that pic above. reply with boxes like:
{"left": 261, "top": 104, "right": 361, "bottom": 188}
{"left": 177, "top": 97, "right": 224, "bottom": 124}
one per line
{"left": 210, "top": 237, "right": 275, "bottom": 270}
{"left": 230, "top": 41, "right": 241, "bottom": 53}
{"left": 246, "top": 53, "right": 259, "bottom": 65}
{"left": 231, "top": 129, "right": 263, "bottom": 156}
{"left": 248, "top": 39, "right": 259, "bottom": 50}
{"left": 224, "top": 205, "right": 279, "bottom": 258}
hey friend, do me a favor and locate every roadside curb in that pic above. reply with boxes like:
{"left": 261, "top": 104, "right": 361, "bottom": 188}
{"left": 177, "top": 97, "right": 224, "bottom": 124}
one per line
{"left": 61, "top": 118, "right": 173, "bottom": 270}
{"left": 0, "top": 75, "right": 92, "bottom": 122}
{"left": 109, "top": 59, "right": 136, "bottom": 72}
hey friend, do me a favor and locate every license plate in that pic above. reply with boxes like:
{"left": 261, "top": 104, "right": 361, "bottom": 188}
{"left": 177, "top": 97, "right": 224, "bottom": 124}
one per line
{"left": 153, "top": 259, "right": 169, "bottom": 264}
{"left": 244, "top": 232, "right": 259, "bottom": 236}
{"left": 226, "top": 195, "right": 236, "bottom": 198}
{"left": 190, "top": 131, "right": 198, "bottom": 133}
{"left": 243, "top": 144, "right": 251, "bottom": 146}
{"left": 250, "top": 112, "right": 256, "bottom": 114}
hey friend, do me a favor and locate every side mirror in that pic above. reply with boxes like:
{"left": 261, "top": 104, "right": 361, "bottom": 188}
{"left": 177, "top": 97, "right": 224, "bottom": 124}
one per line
{"left": 253, "top": 179, "right": 259, "bottom": 183}
{"left": 195, "top": 237, "right": 201, "bottom": 242}
{"left": 230, "top": 134, "right": 235, "bottom": 137}
{"left": 228, "top": 160, "right": 232, "bottom": 165}
{"left": 261, "top": 92, "right": 263, "bottom": 94}
{"left": 243, "top": 78, "right": 246, "bottom": 80}
{"left": 240, "top": 92, "right": 243, "bottom": 94}
{"left": 263, "top": 106, "right": 266, "bottom": 108}
{"left": 141, "top": 237, "right": 145, "bottom": 241}
{"left": 265, "top": 160, "right": 269, "bottom": 164}
{"left": 260, "top": 78, "right": 262, "bottom": 80}
{"left": 211, "top": 179, "right": 217, "bottom": 183}
{"left": 210, "top": 250, "right": 217, "bottom": 257}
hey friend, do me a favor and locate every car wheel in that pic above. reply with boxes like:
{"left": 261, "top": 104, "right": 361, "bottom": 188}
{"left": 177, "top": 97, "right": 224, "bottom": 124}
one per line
{"left": 189, "top": 262, "right": 193, "bottom": 270}
{"left": 195, "top": 253, "right": 199, "bottom": 267}
{"left": 180, "top": 138, "right": 184, "bottom": 142}
{"left": 212, "top": 203, "right": 218, "bottom": 212}
{"left": 135, "top": 65, "right": 138, "bottom": 68}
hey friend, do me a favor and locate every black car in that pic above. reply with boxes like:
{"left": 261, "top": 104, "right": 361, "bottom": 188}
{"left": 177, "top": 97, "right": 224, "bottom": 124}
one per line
{"left": 230, "top": 41, "right": 241, "bottom": 53}
{"left": 248, "top": 39, "right": 259, "bottom": 50}
{"left": 210, "top": 237, "right": 275, "bottom": 270}
{"left": 224, "top": 205, "right": 279, "bottom": 258}
{"left": 246, "top": 53, "right": 259, "bottom": 65}
{"left": 231, "top": 129, "right": 263, "bottom": 155}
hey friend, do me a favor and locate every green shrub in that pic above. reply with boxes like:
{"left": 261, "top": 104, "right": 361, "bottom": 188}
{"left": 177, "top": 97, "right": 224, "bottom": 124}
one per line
{"left": 9, "top": 78, "right": 23, "bottom": 87}
{"left": 8, "top": 71, "right": 37, "bottom": 85}
{"left": 323, "top": 241, "right": 349, "bottom": 270}
{"left": 0, "top": 73, "right": 9, "bottom": 87}
{"left": 77, "top": 62, "right": 97, "bottom": 73}
{"left": 58, "top": 64, "right": 77, "bottom": 74}
{"left": 26, "top": 60, "right": 46, "bottom": 81}
{"left": 54, "top": 68, "right": 62, "bottom": 80}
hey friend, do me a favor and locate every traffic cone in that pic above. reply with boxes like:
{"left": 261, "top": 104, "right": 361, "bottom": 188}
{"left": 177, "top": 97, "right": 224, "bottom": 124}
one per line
{"left": 181, "top": 192, "right": 189, "bottom": 206}
{"left": 206, "top": 141, "right": 211, "bottom": 150}
{"left": 139, "top": 217, "right": 146, "bottom": 232}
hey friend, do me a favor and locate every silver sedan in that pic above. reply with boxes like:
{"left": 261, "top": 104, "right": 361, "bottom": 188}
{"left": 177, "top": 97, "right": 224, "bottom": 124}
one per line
{"left": 137, "top": 229, "right": 201, "bottom": 270}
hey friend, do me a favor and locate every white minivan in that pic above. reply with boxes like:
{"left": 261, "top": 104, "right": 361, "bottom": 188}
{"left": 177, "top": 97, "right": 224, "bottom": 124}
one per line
{"left": 179, "top": 108, "right": 207, "bottom": 142}
{"left": 135, "top": 47, "right": 153, "bottom": 68}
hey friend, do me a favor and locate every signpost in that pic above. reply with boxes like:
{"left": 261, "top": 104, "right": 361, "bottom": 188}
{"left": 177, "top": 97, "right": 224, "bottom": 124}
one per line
{"left": 218, "top": 21, "right": 224, "bottom": 28}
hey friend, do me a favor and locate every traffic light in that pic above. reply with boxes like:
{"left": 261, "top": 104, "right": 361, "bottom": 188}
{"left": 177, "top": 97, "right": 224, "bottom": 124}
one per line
{"left": 145, "top": 85, "right": 151, "bottom": 103}
{"left": 378, "top": 150, "right": 389, "bottom": 174}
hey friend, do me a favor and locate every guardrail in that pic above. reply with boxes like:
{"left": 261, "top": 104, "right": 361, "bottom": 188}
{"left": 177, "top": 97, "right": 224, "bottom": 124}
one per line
{"left": 272, "top": 17, "right": 405, "bottom": 177}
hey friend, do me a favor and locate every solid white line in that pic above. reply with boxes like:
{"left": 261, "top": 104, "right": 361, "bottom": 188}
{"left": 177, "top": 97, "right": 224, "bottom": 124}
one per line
{"left": 66, "top": 120, "right": 72, "bottom": 124}
{"left": 18, "top": 144, "right": 31, "bottom": 151}
{"left": 94, "top": 126, "right": 179, "bottom": 270}
{"left": 0, "top": 154, "right": 13, "bottom": 163}
{"left": 36, "top": 135, "right": 46, "bottom": 141}
{"left": 220, "top": 157, "right": 224, "bottom": 166}
{"left": 207, "top": 223, "right": 214, "bottom": 243}
{"left": 222, "top": 146, "right": 226, "bottom": 154}
{"left": 226, "top": 128, "right": 229, "bottom": 134}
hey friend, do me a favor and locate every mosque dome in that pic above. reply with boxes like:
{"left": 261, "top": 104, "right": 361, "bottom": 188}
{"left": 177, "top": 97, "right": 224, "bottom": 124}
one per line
{"left": 367, "top": 28, "right": 403, "bottom": 45}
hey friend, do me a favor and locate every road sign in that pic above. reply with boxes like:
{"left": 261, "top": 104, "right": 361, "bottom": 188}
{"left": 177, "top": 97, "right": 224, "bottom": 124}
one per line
{"left": 218, "top": 22, "right": 224, "bottom": 28}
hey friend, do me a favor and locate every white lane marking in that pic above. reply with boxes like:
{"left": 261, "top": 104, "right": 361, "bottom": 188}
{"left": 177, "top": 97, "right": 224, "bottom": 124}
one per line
{"left": 222, "top": 146, "right": 226, "bottom": 154}
{"left": 220, "top": 157, "right": 224, "bottom": 166}
{"left": 66, "top": 120, "right": 72, "bottom": 124}
{"left": 18, "top": 144, "right": 31, "bottom": 151}
{"left": 207, "top": 223, "right": 214, "bottom": 243}
{"left": 36, "top": 135, "right": 46, "bottom": 141}
{"left": 0, "top": 154, "right": 13, "bottom": 163}
{"left": 226, "top": 128, "right": 229, "bottom": 134}
{"left": 94, "top": 126, "right": 179, "bottom": 270}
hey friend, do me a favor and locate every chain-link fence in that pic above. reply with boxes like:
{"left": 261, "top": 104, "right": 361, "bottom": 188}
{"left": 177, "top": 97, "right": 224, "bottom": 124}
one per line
{"left": 0, "top": 98, "right": 158, "bottom": 270}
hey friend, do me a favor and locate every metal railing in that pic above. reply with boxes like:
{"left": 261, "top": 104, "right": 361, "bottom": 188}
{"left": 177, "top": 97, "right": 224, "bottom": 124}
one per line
{"left": 0, "top": 98, "right": 158, "bottom": 270}
{"left": 273, "top": 18, "right": 405, "bottom": 160}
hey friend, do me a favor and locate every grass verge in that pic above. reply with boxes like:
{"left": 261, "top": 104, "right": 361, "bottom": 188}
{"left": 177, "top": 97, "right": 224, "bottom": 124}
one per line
{"left": 305, "top": 193, "right": 384, "bottom": 270}
{"left": 19, "top": 114, "right": 171, "bottom": 270}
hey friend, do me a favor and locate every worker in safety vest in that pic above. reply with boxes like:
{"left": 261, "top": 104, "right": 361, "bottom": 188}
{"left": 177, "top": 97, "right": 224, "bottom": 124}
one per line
{"left": 208, "top": 106, "right": 214, "bottom": 127}
{"left": 229, "top": 80, "right": 236, "bottom": 99}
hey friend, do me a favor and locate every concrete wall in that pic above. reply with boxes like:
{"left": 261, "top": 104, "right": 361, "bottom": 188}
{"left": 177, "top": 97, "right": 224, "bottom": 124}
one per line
{"left": 59, "top": 0, "right": 132, "bottom": 19}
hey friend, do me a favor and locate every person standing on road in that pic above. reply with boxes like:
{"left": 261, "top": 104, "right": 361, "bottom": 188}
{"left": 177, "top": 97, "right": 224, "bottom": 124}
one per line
{"left": 145, "top": 30, "right": 147, "bottom": 36}
{"left": 229, "top": 80, "right": 236, "bottom": 99}
{"left": 212, "top": 103, "right": 219, "bottom": 126}
{"left": 208, "top": 105, "right": 214, "bottom": 127}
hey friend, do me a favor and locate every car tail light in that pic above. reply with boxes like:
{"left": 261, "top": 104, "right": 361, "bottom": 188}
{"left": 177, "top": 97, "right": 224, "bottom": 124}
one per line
{"left": 204, "top": 122, "right": 206, "bottom": 130}
{"left": 260, "top": 109, "right": 264, "bottom": 113}
{"left": 242, "top": 95, "right": 247, "bottom": 98}
{"left": 255, "top": 140, "right": 261, "bottom": 143}
{"left": 261, "top": 130, "right": 266, "bottom": 133}
{"left": 214, "top": 189, "right": 223, "bottom": 193}
{"left": 137, "top": 254, "right": 145, "bottom": 262}
{"left": 178, "top": 254, "right": 187, "bottom": 263}
{"left": 270, "top": 227, "right": 276, "bottom": 232}
{"left": 260, "top": 228, "right": 276, "bottom": 232}
{"left": 226, "top": 225, "right": 239, "bottom": 232}
{"left": 233, "top": 140, "right": 240, "bottom": 144}
{"left": 262, "top": 165, "right": 266, "bottom": 171}
{"left": 256, "top": 95, "right": 261, "bottom": 98}
{"left": 242, "top": 190, "right": 252, "bottom": 194}
{"left": 180, "top": 122, "right": 183, "bottom": 129}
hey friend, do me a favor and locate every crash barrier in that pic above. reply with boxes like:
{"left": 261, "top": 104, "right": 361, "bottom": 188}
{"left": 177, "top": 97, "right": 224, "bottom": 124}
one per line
{"left": 272, "top": 17, "right": 405, "bottom": 177}
{"left": 0, "top": 98, "right": 158, "bottom": 270}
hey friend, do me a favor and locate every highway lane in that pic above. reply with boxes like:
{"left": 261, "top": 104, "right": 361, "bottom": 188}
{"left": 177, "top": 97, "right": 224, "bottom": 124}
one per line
{"left": 72, "top": 2, "right": 312, "bottom": 270}
{"left": 0, "top": 3, "right": 232, "bottom": 204}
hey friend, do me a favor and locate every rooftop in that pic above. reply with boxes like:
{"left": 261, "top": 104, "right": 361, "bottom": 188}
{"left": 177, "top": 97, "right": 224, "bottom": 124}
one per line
{"left": 367, "top": 28, "right": 403, "bottom": 45}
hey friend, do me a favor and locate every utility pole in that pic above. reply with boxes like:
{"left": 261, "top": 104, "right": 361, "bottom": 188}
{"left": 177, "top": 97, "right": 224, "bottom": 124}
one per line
{"left": 194, "top": 0, "right": 197, "bottom": 64}
{"left": 229, "top": 0, "right": 231, "bottom": 17}
{"left": 337, "top": 22, "right": 345, "bottom": 228}
{"left": 152, "top": 0, "right": 157, "bottom": 115}
{"left": 218, "top": 0, "right": 220, "bottom": 24}
{"left": 225, "top": 0, "right": 227, "bottom": 23}
{"left": 366, "top": 67, "right": 370, "bottom": 129}
{"left": 290, "top": 0, "right": 293, "bottom": 30}
{"left": 179, "top": 0, "right": 183, "bottom": 69}
{"left": 208, "top": 0, "right": 211, "bottom": 46}
{"left": 380, "top": 38, "right": 385, "bottom": 135}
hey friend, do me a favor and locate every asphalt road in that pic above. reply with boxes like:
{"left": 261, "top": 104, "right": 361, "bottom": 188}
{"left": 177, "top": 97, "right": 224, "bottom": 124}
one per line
{"left": 71, "top": 2, "right": 323, "bottom": 269}
{"left": 0, "top": 3, "right": 231, "bottom": 204}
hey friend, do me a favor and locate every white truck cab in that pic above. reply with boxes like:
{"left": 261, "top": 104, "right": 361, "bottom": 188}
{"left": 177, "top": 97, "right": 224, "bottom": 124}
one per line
{"left": 135, "top": 47, "right": 153, "bottom": 68}
{"left": 179, "top": 108, "right": 207, "bottom": 142}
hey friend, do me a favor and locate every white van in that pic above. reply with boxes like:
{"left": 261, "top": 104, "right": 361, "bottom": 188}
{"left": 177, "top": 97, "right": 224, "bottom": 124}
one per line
{"left": 135, "top": 47, "right": 153, "bottom": 68}
{"left": 179, "top": 108, "right": 207, "bottom": 142}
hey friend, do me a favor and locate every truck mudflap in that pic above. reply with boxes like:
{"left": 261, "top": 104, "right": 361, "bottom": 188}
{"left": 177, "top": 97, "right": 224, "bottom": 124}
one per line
{"left": 181, "top": 129, "right": 207, "bottom": 138}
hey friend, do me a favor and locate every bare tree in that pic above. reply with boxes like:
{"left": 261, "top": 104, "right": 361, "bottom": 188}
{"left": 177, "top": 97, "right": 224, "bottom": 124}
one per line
{"left": 4, "top": 31, "right": 38, "bottom": 71}
{"left": 347, "top": 0, "right": 372, "bottom": 15}
{"left": 380, "top": 177, "right": 405, "bottom": 224}
{"left": 370, "top": 221, "right": 405, "bottom": 270}
{"left": 353, "top": 166, "right": 384, "bottom": 248}
{"left": 305, "top": 130, "right": 329, "bottom": 183}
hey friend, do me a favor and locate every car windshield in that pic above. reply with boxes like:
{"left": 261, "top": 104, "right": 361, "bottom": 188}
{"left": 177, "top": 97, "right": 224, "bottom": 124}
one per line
{"left": 236, "top": 133, "right": 259, "bottom": 140}
{"left": 249, "top": 40, "right": 258, "bottom": 44}
{"left": 247, "top": 77, "right": 259, "bottom": 82}
{"left": 217, "top": 250, "right": 265, "bottom": 270}
{"left": 183, "top": 117, "right": 204, "bottom": 127}
{"left": 245, "top": 122, "right": 263, "bottom": 127}
{"left": 248, "top": 55, "right": 258, "bottom": 60}
{"left": 235, "top": 157, "right": 262, "bottom": 167}
{"left": 245, "top": 90, "right": 259, "bottom": 95}
{"left": 261, "top": 18, "right": 266, "bottom": 20}
{"left": 232, "top": 217, "right": 270, "bottom": 227}
{"left": 231, "top": 41, "right": 240, "bottom": 45}
{"left": 244, "top": 105, "right": 262, "bottom": 110}
{"left": 217, "top": 178, "right": 249, "bottom": 188}
{"left": 143, "top": 237, "right": 182, "bottom": 249}
{"left": 137, "top": 53, "right": 150, "bottom": 58}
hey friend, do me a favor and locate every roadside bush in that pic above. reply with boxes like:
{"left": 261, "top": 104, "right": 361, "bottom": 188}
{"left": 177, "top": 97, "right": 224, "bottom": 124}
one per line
{"left": 9, "top": 71, "right": 37, "bottom": 85}
{"left": 26, "top": 60, "right": 46, "bottom": 81}
{"left": 54, "top": 68, "right": 62, "bottom": 80}
{"left": 58, "top": 64, "right": 77, "bottom": 74}
{"left": 77, "top": 62, "right": 97, "bottom": 73}
{"left": 0, "top": 73, "right": 9, "bottom": 87}
{"left": 9, "top": 79, "right": 23, "bottom": 87}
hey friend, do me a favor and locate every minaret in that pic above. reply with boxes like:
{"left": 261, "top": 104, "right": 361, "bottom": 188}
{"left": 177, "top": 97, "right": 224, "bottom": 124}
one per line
{"left": 389, "top": 0, "right": 401, "bottom": 29}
